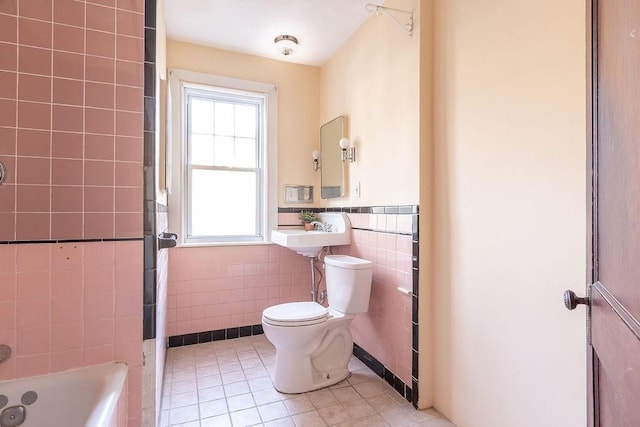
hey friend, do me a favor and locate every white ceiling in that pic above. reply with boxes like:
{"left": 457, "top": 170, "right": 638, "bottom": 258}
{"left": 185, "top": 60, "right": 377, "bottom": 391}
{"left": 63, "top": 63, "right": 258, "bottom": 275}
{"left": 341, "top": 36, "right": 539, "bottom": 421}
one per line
{"left": 164, "top": 0, "right": 383, "bottom": 66}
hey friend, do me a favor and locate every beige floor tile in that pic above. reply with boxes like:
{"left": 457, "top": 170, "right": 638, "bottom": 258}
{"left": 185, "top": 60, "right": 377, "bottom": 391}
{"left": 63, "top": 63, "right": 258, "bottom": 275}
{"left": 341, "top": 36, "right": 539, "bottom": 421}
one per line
{"left": 219, "top": 360, "right": 243, "bottom": 373}
{"left": 218, "top": 353, "right": 240, "bottom": 364}
{"left": 164, "top": 372, "right": 173, "bottom": 385}
{"left": 379, "top": 407, "right": 421, "bottom": 427}
{"left": 171, "top": 390, "right": 199, "bottom": 408}
{"left": 238, "top": 349, "right": 260, "bottom": 360}
{"left": 198, "top": 385, "right": 225, "bottom": 402}
{"left": 199, "top": 398, "right": 228, "bottom": 419}
{"left": 306, "top": 389, "right": 339, "bottom": 409}
{"left": 214, "top": 343, "right": 237, "bottom": 355}
{"left": 317, "top": 404, "right": 352, "bottom": 425}
{"left": 331, "top": 386, "right": 362, "bottom": 403}
{"left": 201, "top": 413, "right": 232, "bottom": 427}
{"left": 229, "top": 407, "right": 262, "bottom": 426}
{"left": 173, "top": 358, "right": 196, "bottom": 371}
{"left": 197, "top": 374, "right": 223, "bottom": 389}
{"left": 248, "top": 376, "right": 274, "bottom": 392}
{"left": 197, "top": 363, "right": 221, "bottom": 377}
{"left": 410, "top": 407, "right": 440, "bottom": 423}
{"left": 263, "top": 417, "right": 296, "bottom": 427}
{"left": 253, "top": 388, "right": 285, "bottom": 406}
{"left": 244, "top": 366, "right": 270, "bottom": 380}
{"left": 159, "top": 410, "right": 170, "bottom": 427}
{"left": 196, "top": 355, "right": 218, "bottom": 368}
{"left": 162, "top": 395, "right": 171, "bottom": 410}
{"left": 365, "top": 394, "right": 401, "bottom": 414}
{"left": 227, "top": 392, "right": 256, "bottom": 412}
{"left": 420, "top": 419, "right": 456, "bottom": 427}
{"left": 292, "top": 410, "right": 328, "bottom": 426}
{"left": 224, "top": 380, "right": 251, "bottom": 397}
{"left": 353, "top": 381, "right": 385, "bottom": 398}
{"left": 333, "top": 421, "right": 360, "bottom": 427}
{"left": 356, "top": 414, "right": 390, "bottom": 426}
{"left": 258, "top": 401, "right": 290, "bottom": 422}
{"left": 173, "top": 368, "right": 197, "bottom": 383}
{"left": 241, "top": 357, "right": 264, "bottom": 369}
{"left": 341, "top": 399, "right": 376, "bottom": 420}
{"left": 172, "top": 379, "right": 197, "bottom": 394}
{"left": 328, "top": 378, "right": 352, "bottom": 390}
{"left": 222, "top": 370, "right": 247, "bottom": 384}
{"left": 283, "top": 395, "right": 316, "bottom": 415}
{"left": 168, "top": 404, "right": 199, "bottom": 425}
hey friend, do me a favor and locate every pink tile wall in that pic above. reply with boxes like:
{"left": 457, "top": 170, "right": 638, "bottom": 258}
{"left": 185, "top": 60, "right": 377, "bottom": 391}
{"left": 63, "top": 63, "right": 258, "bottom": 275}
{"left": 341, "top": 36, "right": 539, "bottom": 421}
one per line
{"left": 167, "top": 245, "right": 311, "bottom": 336}
{"left": 0, "top": 0, "right": 144, "bottom": 241}
{"left": 339, "top": 213, "right": 414, "bottom": 387}
{"left": 0, "top": 240, "right": 143, "bottom": 424}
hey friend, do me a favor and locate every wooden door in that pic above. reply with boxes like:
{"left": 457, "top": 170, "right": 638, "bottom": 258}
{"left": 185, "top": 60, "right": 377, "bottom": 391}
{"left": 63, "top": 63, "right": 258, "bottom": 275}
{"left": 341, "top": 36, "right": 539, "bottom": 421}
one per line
{"left": 585, "top": 0, "right": 640, "bottom": 426}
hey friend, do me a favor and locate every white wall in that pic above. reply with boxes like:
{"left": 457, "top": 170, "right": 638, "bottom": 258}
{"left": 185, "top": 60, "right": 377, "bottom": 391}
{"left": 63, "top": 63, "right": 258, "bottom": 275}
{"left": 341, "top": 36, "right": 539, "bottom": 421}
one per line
{"left": 431, "top": 0, "right": 587, "bottom": 426}
{"left": 319, "top": 0, "right": 420, "bottom": 207}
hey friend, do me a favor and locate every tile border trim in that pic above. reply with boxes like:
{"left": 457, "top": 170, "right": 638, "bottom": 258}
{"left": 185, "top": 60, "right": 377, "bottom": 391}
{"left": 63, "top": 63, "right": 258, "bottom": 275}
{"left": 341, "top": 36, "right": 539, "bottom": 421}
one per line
{"left": 0, "top": 237, "right": 144, "bottom": 245}
{"left": 352, "top": 343, "right": 414, "bottom": 406}
{"left": 167, "top": 324, "right": 264, "bottom": 347}
{"left": 278, "top": 205, "right": 418, "bottom": 215}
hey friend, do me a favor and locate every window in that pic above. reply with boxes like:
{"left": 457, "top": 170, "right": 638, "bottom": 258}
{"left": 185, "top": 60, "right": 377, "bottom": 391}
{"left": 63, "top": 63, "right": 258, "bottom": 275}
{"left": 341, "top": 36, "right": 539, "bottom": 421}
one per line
{"left": 168, "top": 70, "right": 277, "bottom": 245}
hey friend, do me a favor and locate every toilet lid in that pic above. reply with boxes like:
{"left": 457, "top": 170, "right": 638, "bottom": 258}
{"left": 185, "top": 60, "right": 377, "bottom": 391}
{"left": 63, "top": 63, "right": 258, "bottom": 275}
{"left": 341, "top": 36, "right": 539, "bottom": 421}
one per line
{"left": 263, "top": 302, "right": 328, "bottom": 327}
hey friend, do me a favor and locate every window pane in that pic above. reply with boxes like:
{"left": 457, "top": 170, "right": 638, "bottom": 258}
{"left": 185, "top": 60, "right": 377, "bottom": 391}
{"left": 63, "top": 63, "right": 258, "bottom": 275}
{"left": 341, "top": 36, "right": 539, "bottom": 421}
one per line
{"left": 235, "top": 104, "right": 256, "bottom": 138}
{"left": 190, "top": 134, "right": 214, "bottom": 166}
{"left": 213, "top": 136, "right": 234, "bottom": 167}
{"left": 190, "top": 98, "right": 214, "bottom": 134}
{"left": 235, "top": 137, "right": 256, "bottom": 168}
{"left": 190, "top": 169, "right": 257, "bottom": 236}
{"left": 215, "top": 102, "right": 234, "bottom": 136}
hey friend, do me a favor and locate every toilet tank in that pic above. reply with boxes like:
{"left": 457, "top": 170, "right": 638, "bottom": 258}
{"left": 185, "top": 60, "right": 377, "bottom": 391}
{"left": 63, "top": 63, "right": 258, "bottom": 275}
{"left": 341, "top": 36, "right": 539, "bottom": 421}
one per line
{"left": 324, "top": 255, "right": 373, "bottom": 314}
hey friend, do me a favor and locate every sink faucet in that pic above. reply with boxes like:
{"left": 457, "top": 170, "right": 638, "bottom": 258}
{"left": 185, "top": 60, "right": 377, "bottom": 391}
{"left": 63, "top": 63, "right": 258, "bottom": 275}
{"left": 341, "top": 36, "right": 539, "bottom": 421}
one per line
{"left": 310, "top": 221, "right": 331, "bottom": 232}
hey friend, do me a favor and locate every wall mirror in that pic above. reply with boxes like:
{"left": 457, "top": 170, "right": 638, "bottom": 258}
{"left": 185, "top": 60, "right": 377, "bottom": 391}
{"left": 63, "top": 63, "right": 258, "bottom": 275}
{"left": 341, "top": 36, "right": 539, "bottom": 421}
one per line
{"left": 320, "top": 116, "right": 345, "bottom": 198}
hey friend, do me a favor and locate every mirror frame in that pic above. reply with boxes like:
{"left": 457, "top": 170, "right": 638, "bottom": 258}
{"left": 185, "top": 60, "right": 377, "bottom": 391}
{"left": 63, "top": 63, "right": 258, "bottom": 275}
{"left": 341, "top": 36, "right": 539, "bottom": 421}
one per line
{"left": 320, "top": 116, "right": 345, "bottom": 198}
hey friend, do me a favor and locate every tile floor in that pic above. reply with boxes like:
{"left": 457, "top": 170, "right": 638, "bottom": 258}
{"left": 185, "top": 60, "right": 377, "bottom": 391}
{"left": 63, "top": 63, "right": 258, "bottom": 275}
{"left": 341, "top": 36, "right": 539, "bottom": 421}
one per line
{"left": 159, "top": 335, "right": 455, "bottom": 427}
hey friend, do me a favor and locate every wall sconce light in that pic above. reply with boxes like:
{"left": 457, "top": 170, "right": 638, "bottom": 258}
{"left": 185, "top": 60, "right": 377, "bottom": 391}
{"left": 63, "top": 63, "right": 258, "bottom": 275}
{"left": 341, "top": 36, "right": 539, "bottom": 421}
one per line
{"left": 339, "top": 138, "right": 355, "bottom": 163}
{"left": 312, "top": 150, "right": 320, "bottom": 171}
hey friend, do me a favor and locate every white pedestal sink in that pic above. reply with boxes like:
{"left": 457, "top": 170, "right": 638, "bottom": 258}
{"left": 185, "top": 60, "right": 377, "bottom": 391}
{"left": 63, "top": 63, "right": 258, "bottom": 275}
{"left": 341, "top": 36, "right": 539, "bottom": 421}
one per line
{"left": 271, "top": 212, "right": 351, "bottom": 257}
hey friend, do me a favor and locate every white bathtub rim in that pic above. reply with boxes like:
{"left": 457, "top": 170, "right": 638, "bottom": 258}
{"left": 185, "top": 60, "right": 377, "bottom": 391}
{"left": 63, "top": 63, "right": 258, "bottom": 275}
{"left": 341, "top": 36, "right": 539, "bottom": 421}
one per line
{"left": 0, "top": 362, "right": 129, "bottom": 427}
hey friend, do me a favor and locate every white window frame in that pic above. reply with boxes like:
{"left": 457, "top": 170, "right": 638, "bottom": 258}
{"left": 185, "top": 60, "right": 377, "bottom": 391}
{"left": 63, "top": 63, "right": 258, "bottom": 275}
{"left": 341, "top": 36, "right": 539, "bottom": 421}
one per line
{"left": 167, "top": 69, "right": 278, "bottom": 246}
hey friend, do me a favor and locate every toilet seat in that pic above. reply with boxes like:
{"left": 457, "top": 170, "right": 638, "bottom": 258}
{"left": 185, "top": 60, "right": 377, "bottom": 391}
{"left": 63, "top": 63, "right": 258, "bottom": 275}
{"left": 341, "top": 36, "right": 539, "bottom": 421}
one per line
{"left": 262, "top": 302, "right": 328, "bottom": 327}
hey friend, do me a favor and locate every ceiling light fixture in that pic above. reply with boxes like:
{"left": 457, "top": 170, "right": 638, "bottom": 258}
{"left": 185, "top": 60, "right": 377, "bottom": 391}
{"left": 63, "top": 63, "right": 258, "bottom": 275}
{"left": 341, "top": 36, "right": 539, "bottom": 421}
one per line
{"left": 274, "top": 34, "right": 298, "bottom": 56}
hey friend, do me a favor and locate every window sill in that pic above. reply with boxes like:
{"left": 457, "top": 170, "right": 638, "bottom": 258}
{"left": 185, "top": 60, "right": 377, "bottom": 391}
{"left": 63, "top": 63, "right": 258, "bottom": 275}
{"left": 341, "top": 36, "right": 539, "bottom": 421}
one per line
{"left": 175, "top": 241, "right": 275, "bottom": 249}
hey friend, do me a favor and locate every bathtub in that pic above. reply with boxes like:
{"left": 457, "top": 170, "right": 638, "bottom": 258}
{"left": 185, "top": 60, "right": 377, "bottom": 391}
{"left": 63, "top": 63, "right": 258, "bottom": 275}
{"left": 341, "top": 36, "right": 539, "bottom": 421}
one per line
{"left": 0, "top": 362, "right": 128, "bottom": 427}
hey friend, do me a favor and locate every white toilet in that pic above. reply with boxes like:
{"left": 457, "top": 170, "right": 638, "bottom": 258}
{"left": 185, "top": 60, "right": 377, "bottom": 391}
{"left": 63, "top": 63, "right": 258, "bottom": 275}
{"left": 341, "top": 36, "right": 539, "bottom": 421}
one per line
{"left": 262, "top": 254, "right": 373, "bottom": 394}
